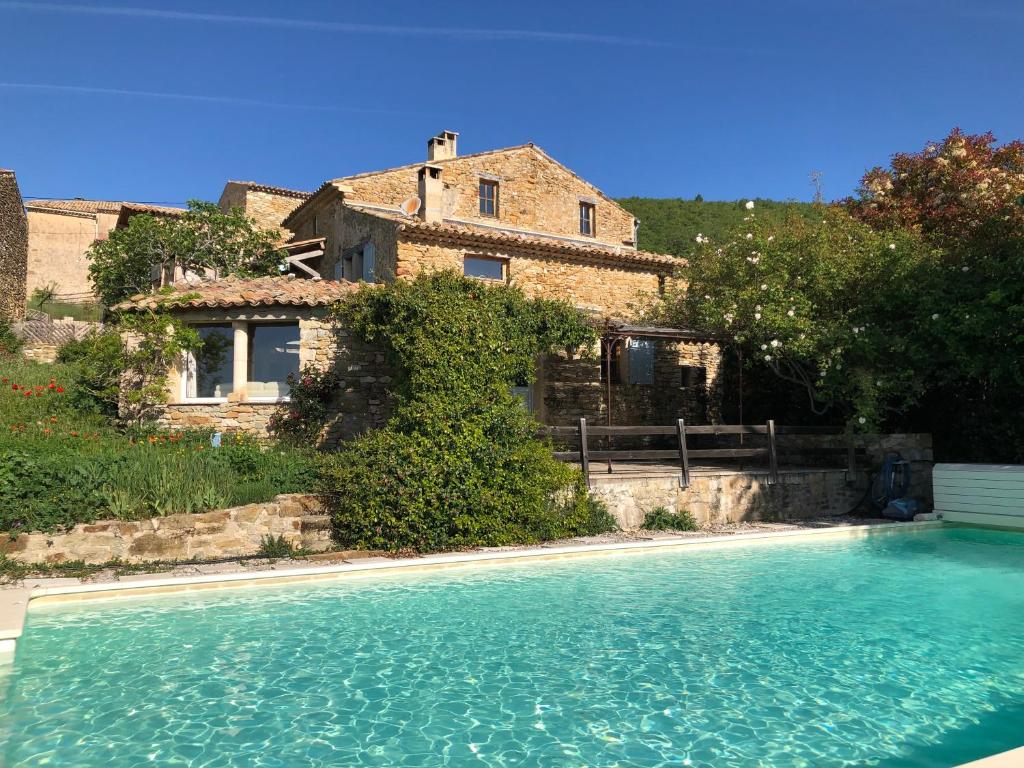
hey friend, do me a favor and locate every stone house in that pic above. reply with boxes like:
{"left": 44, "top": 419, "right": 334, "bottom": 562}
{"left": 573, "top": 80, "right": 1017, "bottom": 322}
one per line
{"left": 217, "top": 181, "right": 311, "bottom": 237}
{"left": 22, "top": 198, "right": 183, "bottom": 304}
{"left": 0, "top": 169, "right": 28, "bottom": 321}
{"left": 118, "top": 131, "right": 721, "bottom": 442}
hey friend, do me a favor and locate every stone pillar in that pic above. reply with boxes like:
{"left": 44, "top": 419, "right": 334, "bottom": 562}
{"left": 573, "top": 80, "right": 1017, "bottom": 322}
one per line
{"left": 232, "top": 321, "right": 248, "bottom": 399}
{"left": 0, "top": 169, "right": 28, "bottom": 321}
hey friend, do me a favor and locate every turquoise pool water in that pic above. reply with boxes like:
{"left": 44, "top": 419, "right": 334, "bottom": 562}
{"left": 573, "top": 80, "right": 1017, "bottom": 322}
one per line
{"left": 2, "top": 527, "right": 1024, "bottom": 767}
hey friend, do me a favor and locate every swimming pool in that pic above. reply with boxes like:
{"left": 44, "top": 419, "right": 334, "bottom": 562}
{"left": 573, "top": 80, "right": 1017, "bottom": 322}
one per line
{"left": 2, "top": 526, "right": 1023, "bottom": 767}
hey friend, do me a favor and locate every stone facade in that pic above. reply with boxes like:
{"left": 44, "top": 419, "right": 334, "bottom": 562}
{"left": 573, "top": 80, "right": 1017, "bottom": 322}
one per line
{"left": 0, "top": 169, "right": 28, "bottom": 321}
{"left": 338, "top": 144, "right": 638, "bottom": 248}
{"left": 158, "top": 305, "right": 392, "bottom": 446}
{"left": 541, "top": 338, "right": 723, "bottom": 427}
{"left": 218, "top": 182, "right": 311, "bottom": 237}
{"left": 0, "top": 494, "right": 331, "bottom": 565}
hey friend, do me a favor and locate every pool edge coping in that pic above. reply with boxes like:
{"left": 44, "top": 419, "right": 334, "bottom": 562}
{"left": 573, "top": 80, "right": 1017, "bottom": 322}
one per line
{"left": 3, "top": 520, "right": 944, "bottom": 642}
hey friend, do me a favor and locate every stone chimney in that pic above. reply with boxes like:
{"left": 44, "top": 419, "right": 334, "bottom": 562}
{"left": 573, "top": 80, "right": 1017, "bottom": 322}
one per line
{"left": 417, "top": 164, "right": 444, "bottom": 224}
{"left": 0, "top": 169, "right": 28, "bottom": 321}
{"left": 427, "top": 130, "right": 458, "bottom": 162}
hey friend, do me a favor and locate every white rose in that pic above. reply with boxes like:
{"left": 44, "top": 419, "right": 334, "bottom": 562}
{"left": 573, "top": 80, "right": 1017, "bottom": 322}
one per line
{"left": 745, "top": 233, "right": 753, "bottom": 240}
{"left": 931, "top": 313, "right": 939, "bottom": 320}
{"left": 745, "top": 200, "right": 755, "bottom": 210}
{"left": 858, "top": 416, "right": 866, "bottom": 424}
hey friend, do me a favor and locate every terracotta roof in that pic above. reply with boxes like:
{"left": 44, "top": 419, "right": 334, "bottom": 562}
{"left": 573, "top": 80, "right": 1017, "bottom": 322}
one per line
{"left": 229, "top": 181, "right": 312, "bottom": 200}
{"left": 345, "top": 203, "right": 680, "bottom": 272}
{"left": 115, "top": 275, "right": 359, "bottom": 311}
{"left": 25, "top": 199, "right": 125, "bottom": 214}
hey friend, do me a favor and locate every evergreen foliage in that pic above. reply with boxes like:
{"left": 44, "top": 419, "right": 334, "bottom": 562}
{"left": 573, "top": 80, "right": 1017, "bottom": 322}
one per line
{"left": 617, "top": 197, "right": 815, "bottom": 256}
{"left": 318, "top": 272, "right": 615, "bottom": 552}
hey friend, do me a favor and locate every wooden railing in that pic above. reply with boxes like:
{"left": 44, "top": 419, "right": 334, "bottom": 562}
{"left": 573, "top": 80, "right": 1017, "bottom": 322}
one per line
{"left": 540, "top": 419, "right": 858, "bottom": 488}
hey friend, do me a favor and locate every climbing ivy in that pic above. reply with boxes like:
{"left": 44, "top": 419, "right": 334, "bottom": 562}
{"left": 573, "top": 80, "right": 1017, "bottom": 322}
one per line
{"left": 318, "top": 271, "right": 614, "bottom": 551}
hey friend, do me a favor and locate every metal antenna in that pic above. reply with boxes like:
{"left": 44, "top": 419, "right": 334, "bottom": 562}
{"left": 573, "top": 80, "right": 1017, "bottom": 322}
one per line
{"left": 809, "top": 170, "right": 824, "bottom": 204}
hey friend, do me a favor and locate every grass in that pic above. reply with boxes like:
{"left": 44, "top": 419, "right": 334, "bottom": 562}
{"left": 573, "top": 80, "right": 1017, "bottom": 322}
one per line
{"left": 0, "top": 356, "right": 318, "bottom": 533}
{"left": 26, "top": 298, "right": 105, "bottom": 323}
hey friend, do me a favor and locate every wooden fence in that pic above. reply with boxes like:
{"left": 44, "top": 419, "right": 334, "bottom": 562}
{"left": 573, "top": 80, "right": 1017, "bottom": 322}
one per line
{"left": 540, "top": 419, "right": 860, "bottom": 488}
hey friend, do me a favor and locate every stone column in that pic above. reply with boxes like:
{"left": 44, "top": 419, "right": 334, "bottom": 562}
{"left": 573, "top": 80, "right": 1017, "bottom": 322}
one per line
{"left": 232, "top": 321, "right": 248, "bottom": 399}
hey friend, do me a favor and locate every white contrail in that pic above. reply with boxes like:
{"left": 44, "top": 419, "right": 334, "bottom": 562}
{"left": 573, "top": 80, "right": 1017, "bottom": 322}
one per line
{"left": 0, "top": 82, "right": 407, "bottom": 113}
{"left": 0, "top": 1, "right": 676, "bottom": 47}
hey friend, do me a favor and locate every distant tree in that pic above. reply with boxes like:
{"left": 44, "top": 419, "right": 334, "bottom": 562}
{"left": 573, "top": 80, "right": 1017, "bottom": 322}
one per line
{"left": 694, "top": 193, "right": 704, "bottom": 203}
{"left": 88, "top": 201, "right": 286, "bottom": 306}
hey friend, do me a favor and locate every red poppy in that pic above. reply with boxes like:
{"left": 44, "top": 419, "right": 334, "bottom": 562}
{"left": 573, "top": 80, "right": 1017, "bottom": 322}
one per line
{"left": 11, "top": 384, "right": 18, "bottom": 390}
{"left": 48, "top": 383, "right": 55, "bottom": 389}
{"left": 55, "top": 387, "right": 64, "bottom": 393}
{"left": 23, "top": 391, "right": 32, "bottom": 398}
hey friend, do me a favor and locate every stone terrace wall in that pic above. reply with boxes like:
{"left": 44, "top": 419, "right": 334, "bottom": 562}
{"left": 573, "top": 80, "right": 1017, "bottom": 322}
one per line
{"left": 0, "top": 494, "right": 331, "bottom": 565}
{"left": 593, "top": 469, "right": 872, "bottom": 530}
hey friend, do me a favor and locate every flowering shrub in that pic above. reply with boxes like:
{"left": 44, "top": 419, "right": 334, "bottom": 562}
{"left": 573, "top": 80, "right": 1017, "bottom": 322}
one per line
{"left": 658, "top": 205, "right": 940, "bottom": 428}
{"left": 268, "top": 366, "right": 339, "bottom": 446}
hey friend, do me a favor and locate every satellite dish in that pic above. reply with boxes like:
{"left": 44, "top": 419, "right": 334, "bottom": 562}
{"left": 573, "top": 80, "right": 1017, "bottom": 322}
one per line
{"left": 400, "top": 196, "right": 422, "bottom": 217}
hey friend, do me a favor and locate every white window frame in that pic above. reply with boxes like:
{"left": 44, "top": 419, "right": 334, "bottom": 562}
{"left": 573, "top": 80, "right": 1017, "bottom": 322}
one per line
{"left": 178, "top": 320, "right": 300, "bottom": 405}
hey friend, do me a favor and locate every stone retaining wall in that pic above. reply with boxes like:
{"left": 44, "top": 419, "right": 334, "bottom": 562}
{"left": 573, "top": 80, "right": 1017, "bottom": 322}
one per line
{"left": 593, "top": 469, "right": 873, "bottom": 530}
{"left": 14, "top": 317, "right": 101, "bottom": 363}
{"left": 0, "top": 494, "right": 332, "bottom": 565}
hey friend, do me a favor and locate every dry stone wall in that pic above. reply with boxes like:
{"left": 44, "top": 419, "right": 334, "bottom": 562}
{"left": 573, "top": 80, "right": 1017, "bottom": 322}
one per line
{"left": 0, "top": 495, "right": 331, "bottom": 565}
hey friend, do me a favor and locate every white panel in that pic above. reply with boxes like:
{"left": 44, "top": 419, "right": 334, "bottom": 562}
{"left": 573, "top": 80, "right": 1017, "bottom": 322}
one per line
{"left": 933, "top": 463, "right": 1024, "bottom": 530}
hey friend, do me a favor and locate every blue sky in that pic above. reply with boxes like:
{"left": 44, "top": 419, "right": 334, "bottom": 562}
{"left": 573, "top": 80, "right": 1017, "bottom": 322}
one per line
{"left": 1, "top": 0, "right": 1021, "bottom": 206}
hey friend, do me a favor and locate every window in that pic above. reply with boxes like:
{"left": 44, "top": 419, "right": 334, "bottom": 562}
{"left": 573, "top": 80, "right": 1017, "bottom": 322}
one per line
{"left": 185, "top": 324, "right": 234, "bottom": 399}
{"left": 479, "top": 179, "right": 498, "bottom": 217}
{"left": 579, "top": 202, "right": 595, "bottom": 236}
{"left": 336, "top": 241, "right": 377, "bottom": 283}
{"left": 680, "top": 365, "right": 707, "bottom": 389}
{"left": 361, "top": 242, "right": 376, "bottom": 283}
{"left": 626, "top": 339, "right": 654, "bottom": 385}
{"left": 247, "top": 323, "right": 300, "bottom": 400}
{"left": 464, "top": 255, "right": 506, "bottom": 281}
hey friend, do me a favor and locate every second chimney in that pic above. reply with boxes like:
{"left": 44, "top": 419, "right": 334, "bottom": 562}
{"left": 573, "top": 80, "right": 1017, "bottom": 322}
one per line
{"left": 417, "top": 164, "right": 443, "bottom": 223}
{"left": 427, "top": 130, "right": 458, "bottom": 162}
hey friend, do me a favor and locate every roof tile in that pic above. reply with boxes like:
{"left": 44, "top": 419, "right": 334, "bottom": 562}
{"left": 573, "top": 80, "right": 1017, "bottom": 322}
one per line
{"left": 115, "top": 275, "right": 359, "bottom": 311}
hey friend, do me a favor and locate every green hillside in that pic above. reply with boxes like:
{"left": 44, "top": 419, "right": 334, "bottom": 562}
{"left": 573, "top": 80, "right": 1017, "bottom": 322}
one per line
{"left": 616, "top": 197, "right": 817, "bottom": 257}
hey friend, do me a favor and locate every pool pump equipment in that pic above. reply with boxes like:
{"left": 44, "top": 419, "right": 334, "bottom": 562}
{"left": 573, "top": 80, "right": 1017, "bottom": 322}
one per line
{"left": 871, "top": 452, "right": 919, "bottom": 520}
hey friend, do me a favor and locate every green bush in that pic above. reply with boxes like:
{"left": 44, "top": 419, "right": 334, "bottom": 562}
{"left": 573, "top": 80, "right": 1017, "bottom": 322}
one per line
{"left": 0, "top": 318, "right": 22, "bottom": 357}
{"left": 641, "top": 506, "right": 698, "bottom": 532}
{"left": 319, "top": 272, "right": 611, "bottom": 552}
{"left": 56, "top": 329, "right": 126, "bottom": 417}
{"left": 257, "top": 534, "right": 296, "bottom": 559}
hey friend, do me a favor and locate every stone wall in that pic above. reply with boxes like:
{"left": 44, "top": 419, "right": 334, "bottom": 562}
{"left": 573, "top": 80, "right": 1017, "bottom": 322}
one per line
{"left": 13, "top": 317, "right": 101, "bottom": 363}
{"left": 0, "top": 169, "right": 28, "bottom": 321}
{"left": 395, "top": 237, "right": 665, "bottom": 320}
{"left": 24, "top": 208, "right": 116, "bottom": 301}
{"left": 341, "top": 145, "right": 638, "bottom": 248}
{"left": 540, "top": 339, "right": 723, "bottom": 427}
{"left": 0, "top": 494, "right": 331, "bottom": 565}
{"left": 158, "top": 307, "right": 392, "bottom": 446}
{"left": 218, "top": 183, "right": 310, "bottom": 236}
{"left": 593, "top": 469, "right": 872, "bottom": 530}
